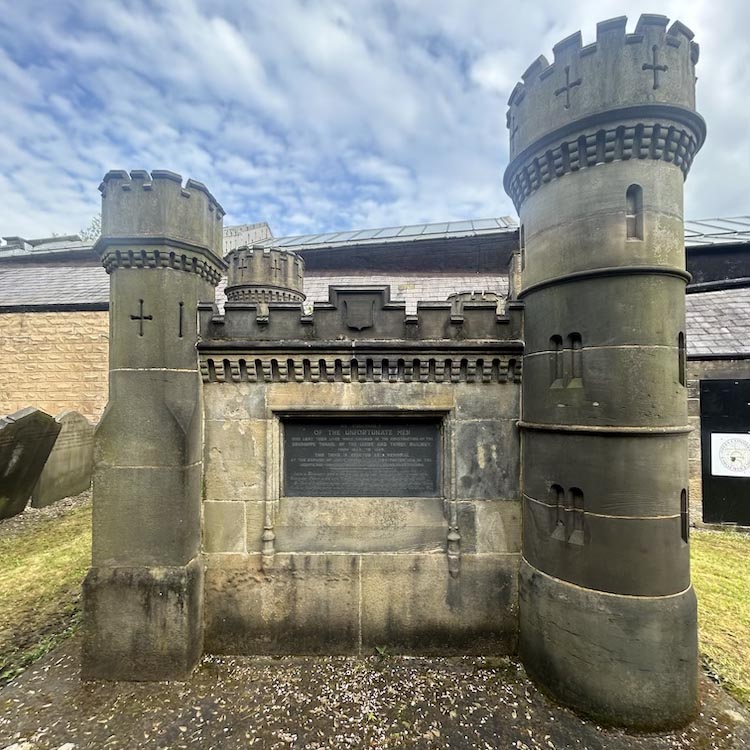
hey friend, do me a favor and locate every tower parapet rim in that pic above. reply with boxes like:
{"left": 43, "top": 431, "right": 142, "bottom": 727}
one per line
{"left": 225, "top": 244, "right": 306, "bottom": 304}
{"left": 97, "top": 170, "right": 226, "bottom": 259}
{"left": 506, "top": 15, "right": 701, "bottom": 162}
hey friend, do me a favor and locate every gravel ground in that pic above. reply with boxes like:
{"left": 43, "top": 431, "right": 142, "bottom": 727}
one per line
{"left": 0, "top": 491, "right": 91, "bottom": 543}
{"left": 1, "top": 638, "right": 748, "bottom": 750}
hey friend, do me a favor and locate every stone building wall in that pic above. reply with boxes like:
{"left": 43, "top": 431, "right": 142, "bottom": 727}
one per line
{"left": 202, "top": 378, "right": 522, "bottom": 655}
{"left": 0, "top": 311, "right": 109, "bottom": 422}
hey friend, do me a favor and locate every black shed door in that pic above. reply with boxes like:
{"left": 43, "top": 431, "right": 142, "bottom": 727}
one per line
{"left": 700, "top": 379, "right": 750, "bottom": 524}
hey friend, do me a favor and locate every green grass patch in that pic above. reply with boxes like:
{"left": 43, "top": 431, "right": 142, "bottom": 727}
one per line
{"left": 692, "top": 529, "right": 750, "bottom": 707}
{"left": 0, "top": 501, "right": 91, "bottom": 684}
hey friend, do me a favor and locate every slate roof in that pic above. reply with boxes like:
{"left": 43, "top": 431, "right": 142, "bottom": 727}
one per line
{"left": 685, "top": 287, "right": 750, "bottom": 356}
{"left": 0, "top": 265, "right": 108, "bottom": 310}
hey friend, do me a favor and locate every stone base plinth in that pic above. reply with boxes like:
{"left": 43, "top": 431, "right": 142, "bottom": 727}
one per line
{"left": 518, "top": 558, "right": 698, "bottom": 730}
{"left": 82, "top": 557, "right": 203, "bottom": 681}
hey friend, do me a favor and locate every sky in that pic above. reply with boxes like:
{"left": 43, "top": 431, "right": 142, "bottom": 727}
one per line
{"left": 0, "top": 0, "right": 748, "bottom": 240}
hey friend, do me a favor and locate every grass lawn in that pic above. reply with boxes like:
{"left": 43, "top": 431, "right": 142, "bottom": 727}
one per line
{"left": 691, "top": 528, "right": 750, "bottom": 707}
{"left": 0, "top": 498, "right": 91, "bottom": 684}
{"left": 0, "top": 498, "right": 748, "bottom": 712}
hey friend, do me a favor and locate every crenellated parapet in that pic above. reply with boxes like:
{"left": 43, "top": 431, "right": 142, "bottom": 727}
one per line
{"left": 504, "top": 15, "right": 705, "bottom": 211}
{"left": 199, "top": 285, "right": 523, "bottom": 343}
{"left": 97, "top": 170, "right": 227, "bottom": 277}
{"left": 199, "top": 286, "right": 523, "bottom": 385}
{"left": 225, "top": 245, "right": 305, "bottom": 304}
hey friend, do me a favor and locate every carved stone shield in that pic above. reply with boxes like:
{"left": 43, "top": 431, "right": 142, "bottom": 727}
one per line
{"left": 343, "top": 298, "right": 375, "bottom": 331}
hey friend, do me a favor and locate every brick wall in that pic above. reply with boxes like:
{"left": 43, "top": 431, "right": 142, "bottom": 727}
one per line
{"left": 687, "top": 358, "right": 750, "bottom": 526}
{"left": 0, "top": 311, "right": 109, "bottom": 423}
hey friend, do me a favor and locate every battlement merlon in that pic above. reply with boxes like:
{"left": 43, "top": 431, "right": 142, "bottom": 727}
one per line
{"left": 505, "top": 14, "right": 703, "bottom": 162}
{"left": 96, "top": 170, "right": 226, "bottom": 268}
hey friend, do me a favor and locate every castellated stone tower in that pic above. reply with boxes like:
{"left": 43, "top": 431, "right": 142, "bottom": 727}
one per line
{"left": 225, "top": 245, "right": 305, "bottom": 303}
{"left": 504, "top": 15, "right": 705, "bottom": 728}
{"left": 82, "top": 170, "right": 227, "bottom": 679}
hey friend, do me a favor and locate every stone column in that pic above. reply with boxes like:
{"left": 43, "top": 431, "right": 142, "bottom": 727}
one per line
{"left": 82, "top": 170, "right": 226, "bottom": 680}
{"left": 504, "top": 16, "right": 705, "bottom": 727}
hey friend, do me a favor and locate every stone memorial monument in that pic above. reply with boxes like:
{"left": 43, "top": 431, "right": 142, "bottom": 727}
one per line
{"left": 83, "top": 13, "right": 704, "bottom": 730}
{"left": 32, "top": 410, "right": 94, "bottom": 508}
{"left": 0, "top": 407, "right": 62, "bottom": 520}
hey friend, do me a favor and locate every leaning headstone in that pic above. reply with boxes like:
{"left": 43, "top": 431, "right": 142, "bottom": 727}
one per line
{"left": 0, "top": 407, "right": 62, "bottom": 520}
{"left": 31, "top": 410, "right": 94, "bottom": 508}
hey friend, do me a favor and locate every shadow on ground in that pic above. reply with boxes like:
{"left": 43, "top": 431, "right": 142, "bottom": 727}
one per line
{"left": 1, "top": 637, "right": 748, "bottom": 750}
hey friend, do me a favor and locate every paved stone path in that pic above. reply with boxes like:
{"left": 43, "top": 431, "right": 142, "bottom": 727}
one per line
{"left": 1, "top": 637, "right": 748, "bottom": 750}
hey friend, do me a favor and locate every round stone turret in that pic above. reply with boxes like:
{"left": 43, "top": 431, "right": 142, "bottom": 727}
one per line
{"left": 225, "top": 245, "right": 305, "bottom": 304}
{"left": 505, "top": 15, "right": 704, "bottom": 729}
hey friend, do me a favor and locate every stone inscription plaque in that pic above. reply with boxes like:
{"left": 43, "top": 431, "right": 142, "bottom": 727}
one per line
{"left": 283, "top": 419, "right": 441, "bottom": 497}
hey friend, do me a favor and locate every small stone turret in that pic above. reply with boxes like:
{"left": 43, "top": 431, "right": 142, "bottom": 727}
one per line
{"left": 505, "top": 15, "right": 705, "bottom": 728}
{"left": 225, "top": 245, "right": 305, "bottom": 303}
{"left": 83, "top": 170, "right": 226, "bottom": 680}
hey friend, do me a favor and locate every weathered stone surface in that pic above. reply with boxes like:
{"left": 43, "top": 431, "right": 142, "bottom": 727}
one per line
{"left": 264, "top": 381, "right": 456, "bottom": 412}
{"left": 360, "top": 553, "right": 518, "bottom": 654}
{"left": 518, "top": 162, "right": 686, "bottom": 289}
{"left": 522, "top": 346, "right": 687, "bottom": 427}
{"left": 92, "top": 463, "right": 202, "bottom": 568}
{"left": 200, "top": 284, "right": 524, "bottom": 343}
{"left": 201, "top": 360, "right": 522, "bottom": 655}
{"left": 455, "top": 419, "right": 519, "bottom": 499}
{"left": 204, "top": 553, "right": 360, "bottom": 654}
{"left": 273, "top": 497, "right": 447, "bottom": 553}
{"left": 31, "top": 410, "right": 93, "bottom": 508}
{"left": 522, "top": 496, "right": 689, "bottom": 595}
{"left": 519, "top": 559, "right": 698, "bottom": 729}
{"left": 523, "top": 274, "right": 687, "bottom": 353}
{"left": 202, "top": 382, "right": 265, "bottom": 421}
{"left": 523, "top": 431, "right": 688, "bottom": 517}
{"left": 204, "top": 418, "right": 267, "bottom": 501}
{"left": 109, "top": 268, "right": 215, "bottom": 371}
{"left": 0, "top": 407, "right": 61, "bottom": 520}
{"left": 99, "top": 169, "right": 225, "bottom": 254}
{"left": 204, "top": 500, "right": 246, "bottom": 553}
{"left": 225, "top": 245, "right": 305, "bottom": 303}
{"left": 96, "top": 370, "right": 204, "bottom": 469}
{"left": 456, "top": 499, "right": 522, "bottom": 553}
{"left": 455, "top": 383, "right": 520, "bottom": 420}
{"left": 82, "top": 557, "right": 204, "bottom": 680}
{"left": 203, "top": 552, "right": 519, "bottom": 656}
{"left": 84, "top": 170, "right": 225, "bottom": 681}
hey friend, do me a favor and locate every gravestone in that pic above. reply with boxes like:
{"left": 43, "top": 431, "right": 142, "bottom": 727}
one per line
{"left": 31, "top": 410, "right": 94, "bottom": 508}
{"left": 0, "top": 407, "right": 62, "bottom": 520}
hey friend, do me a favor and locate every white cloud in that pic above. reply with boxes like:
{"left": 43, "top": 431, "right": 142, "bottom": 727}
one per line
{"left": 0, "top": 0, "right": 747, "bottom": 241}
